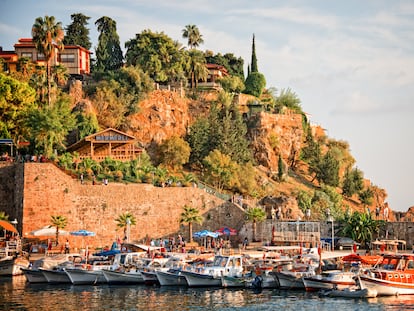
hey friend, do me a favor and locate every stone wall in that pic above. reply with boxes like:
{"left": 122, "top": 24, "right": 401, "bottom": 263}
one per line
{"left": 19, "top": 163, "right": 245, "bottom": 250}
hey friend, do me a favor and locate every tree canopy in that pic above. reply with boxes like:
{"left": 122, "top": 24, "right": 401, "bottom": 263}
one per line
{"left": 64, "top": 13, "right": 92, "bottom": 50}
{"left": 95, "top": 16, "right": 123, "bottom": 72}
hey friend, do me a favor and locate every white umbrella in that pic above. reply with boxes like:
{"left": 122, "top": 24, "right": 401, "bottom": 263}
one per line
{"left": 28, "top": 226, "right": 69, "bottom": 237}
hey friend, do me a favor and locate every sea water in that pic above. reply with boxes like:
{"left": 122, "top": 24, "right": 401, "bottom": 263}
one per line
{"left": 1, "top": 276, "right": 413, "bottom": 311}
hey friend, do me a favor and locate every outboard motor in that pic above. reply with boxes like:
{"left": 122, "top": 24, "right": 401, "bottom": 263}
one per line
{"left": 251, "top": 275, "right": 263, "bottom": 289}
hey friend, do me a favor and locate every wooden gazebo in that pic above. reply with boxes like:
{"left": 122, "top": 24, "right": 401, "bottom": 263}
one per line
{"left": 66, "top": 128, "right": 141, "bottom": 162}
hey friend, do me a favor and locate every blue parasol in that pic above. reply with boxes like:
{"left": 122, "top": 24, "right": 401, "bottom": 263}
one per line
{"left": 70, "top": 229, "right": 96, "bottom": 236}
{"left": 193, "top": 230, "right": 219, "bottom": 239}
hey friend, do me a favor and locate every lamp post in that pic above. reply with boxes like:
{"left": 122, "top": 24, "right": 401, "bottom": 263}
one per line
{"left": 126, "top": 218, "right": 131, "bottom": 243}
{"left": 328, "top": 216, "right": 334, "bottom": 251}
{"left": 11, "top": 218, "right": 18, "bottom": 236}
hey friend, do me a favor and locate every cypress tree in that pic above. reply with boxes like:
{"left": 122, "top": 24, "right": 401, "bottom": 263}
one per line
{"left": 250, "top": 34, "right": 258, "bottom": 73}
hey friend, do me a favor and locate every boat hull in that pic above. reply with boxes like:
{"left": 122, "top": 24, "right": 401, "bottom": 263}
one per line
{"left": 65, "top": 269, "right": 106, "bottom": 285}
{"left": 181, "top": 270, "right": 221, "bottom": 287}
{"left": 303, "top": 272, "right": 356, "bottom": 292}
{"left": 155, "top": 270, "right": 187, "bottom": 286}
{"left": 40, "top": 268, "right": 71, "bottom": 283}
{"left": 0, "top": 257, "right": 30, "bottom": 276}
{"left": 274, "top": 271, "right": 308, "bottom": 289}
{"left": 322, "top": 287, "right": 378, "bottom": 298}
{"left": 359, "top": 275, "right": 414, "bottom": 296}
{"left": 102, "top": 270, "right": 145, "bottom": 284}
{"left": 21, "top": 268, "right": 48, "bottom": 283}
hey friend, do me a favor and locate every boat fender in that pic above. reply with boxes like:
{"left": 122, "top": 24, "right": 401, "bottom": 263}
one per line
{"left": 252, "top": 276, "right": 263, "bottom": 289}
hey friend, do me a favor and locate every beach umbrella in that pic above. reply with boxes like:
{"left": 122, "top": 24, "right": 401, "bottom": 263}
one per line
{"left": 70, "top": 230, "right": 96, "bottom": 263}
{"left": 70, "top": 229, "right": 96, "bottom": 237}
{"left": 193, "top": 230, "right": 219, "bottom": 238}
{"left": 215, "top": 226, "right": 237, "bottom": 236}
{"left": 28, "top": 225, "right": 69, "bottom": 237}
{"left": 0, "top": 220, "right": 18, "bottom": 234}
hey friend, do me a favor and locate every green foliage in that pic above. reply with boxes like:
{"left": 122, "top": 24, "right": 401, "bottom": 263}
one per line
{"left": 341, "top": 211, "right": 384, "bottom": 246}
{"left": 342, "top": 167, "right": 364, "bottom": 197}
{"left": 182, "top": 25, "right": 204, "bottom": 49}
{"left": 95, "top": 16, "right": 123, "bottom": 72}
{"left": 186, "top": 49, "right": 209, "bottom": 88}
{"left": 204, "top": 51, "right": 245, "bottom": 81}
{"left": 187, "top": 117, "right": 210, "bottom": 167}
{"left": 245, "top": 206, "right": 266, "bottom": 241}
{"left": 115, "top": 212, "right": 136, "bottom": 235}
{"left": 0, "top": 211, "right": 9, "bottom": 221}
{"left": 125, "top": 30, "right": 186, "bottom": 83}
{"left": 277, "top": 154, "right": 285, "bottom": 182}
{"left": 250, "top": 34, "right": 258, "bottom": 73}
{"left": 244, "top": 72, "right": 266, "bottom": 97}
{"left": 321, "top": 185, "right": 343, "bottom": 219}
{"left": 203, "top": 149, "right": 239, "bottom": 191}
{"left": 50, "top": 215, "right": 67, "bottom": 245}
{"left": 25, "top": 94, "right": 76, "bottom": 157}
{"left": 32, "top": 15, "right": 64, "bottom": 105}
{"left": 234, "top": 162, "right": 257, "bottom": 196}
{"left": 217, "top": 75, "right": 245, "bottom": 93}
{"left": 273, "top": 88, "right": 302, "bottom": 113}
{"left": 296, "top": 189, "right": 313, "bottom": 214}
{"left": 158, "top": 135, "right": 191, "bottom": 171}
{"left": 179, "top": 205, "right": 203, "bottom": 243}
{"left": 0, "top": 73, "right": 37, "bottom": 142}
{"left": 314, "top": 150, "right": 340, "bottom": 187}
{"left": 359, "top": 186, "right": 374, "bottom": 207}
{"left": 63, "top": 13, "right": 92, "bottom": 50}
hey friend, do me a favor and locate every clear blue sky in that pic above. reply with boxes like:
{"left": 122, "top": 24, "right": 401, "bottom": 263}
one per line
{"left": 1, "top": 0, "right": 413, "bottom": 212}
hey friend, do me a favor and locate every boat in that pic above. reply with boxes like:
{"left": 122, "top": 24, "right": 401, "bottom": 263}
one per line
{"left": 180, "top": 255, "right": 244, "bottom": 287}
{"left": 320, "top": 276, "right": 378, "bottom": 298}
{"left": 0, "top": 256, "right": 30, "bottom": 276}
{"left": 359, "top": 253, "right": 414, "bottom": 296}
{"left": 40, "top": 266, "right": 72, "bottom": 283}
{"left": 0, "top": 236, "right": 30, "bottom": 276}
{"left": 303, "top": 269, "right": 357, "bottom": 291}
{"left": 22, "top": 253, "right": 81, "bottom": 283}
{"left": 65, "top": 257, "right": 114, "bottom": 285}
{"left": 273, "top": 263, "right": 316, "bottom": 290}
{"left": 155, "top": 269, "right": 187, "bottom": 286}
{"left": 102, "top": 268, "right": 145, "bottom": 284}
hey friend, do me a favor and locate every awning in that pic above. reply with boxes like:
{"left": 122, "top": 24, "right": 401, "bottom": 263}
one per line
{"left": 0, "top": 220, "right": 18, "bottom": 234}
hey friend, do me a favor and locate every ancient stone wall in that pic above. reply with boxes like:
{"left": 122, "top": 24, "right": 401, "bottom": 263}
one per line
{"left": 19, "top": 163, "right": 245, "bottom": 250}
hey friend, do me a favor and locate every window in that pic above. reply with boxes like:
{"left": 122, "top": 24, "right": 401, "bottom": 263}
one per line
{"left": 61, "top": 54, "right": 75, "bottom": 63}
{"left": 21, "top": 52, "right": 32, "bottom": 60}
{"left": 37, "top": 53, "right": 45, "bottom": 61}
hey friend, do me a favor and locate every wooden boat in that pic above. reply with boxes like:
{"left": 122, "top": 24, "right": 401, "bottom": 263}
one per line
{"left": 155, "top": 269, "right": 187, "bottom": 286}
{"left": 359, "top": 253, "right": 414, "bottom": 296}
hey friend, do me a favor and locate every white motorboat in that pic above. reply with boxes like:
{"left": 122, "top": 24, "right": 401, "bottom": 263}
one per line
{"left": 102, "top": 268, "right": 145, "bottom": 284}
{"left": 181, "top": 255, "right": 244, "bottom": 287}
{"left": 22, "top": 253, "right": 81, "bottom": 283}
{"left": 0, "top": 256, "right": 30, "bottom": 276}
{"left": 65, "top": 259, "right": 113, "bottom": 285}
{"left": 320, "top": 276, "right": 378, "bottom": 298}
{"left": 303, "top": 270, "right": 357, "bottom": 291}
{"left": 273, "top": 262, "right": 317, "bottom": 290}
{"left": 155, "top": 269, "right": 187, "bottom": 286}
{"left": 40, "top": 267, "right": 72, "bottom": 283}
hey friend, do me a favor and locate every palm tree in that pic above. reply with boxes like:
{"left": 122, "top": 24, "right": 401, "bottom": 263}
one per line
{"left": 50, "top": 215, "right": 67, "bottom": 245}
{"left": 179, "top": 205, "right": 203, "bottom": 244}
{"left": 32, "top": 15, "right": 64, "bottom": 106}
{"left": 182, "top": 25, "right": 204, "bottom": 49}
{"left": 115, "top": 212, "right": 136, "bottom": 242}
{"left": 245, "top": 207, "right": 266, "bottom": 242}
{"left": 0, "top": 211, "right": 9, "bottom": 221}
{"left": 187, "top": 49, "right": 209, "bottom": 89}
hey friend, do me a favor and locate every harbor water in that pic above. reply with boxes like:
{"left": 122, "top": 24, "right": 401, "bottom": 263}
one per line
{"left": 1, "top": 276, "right": 413, "bottom": 311}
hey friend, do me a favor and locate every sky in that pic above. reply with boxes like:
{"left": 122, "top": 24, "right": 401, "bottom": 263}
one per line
{"left": 1, "top": 0, "right": 413, "bottom": 212}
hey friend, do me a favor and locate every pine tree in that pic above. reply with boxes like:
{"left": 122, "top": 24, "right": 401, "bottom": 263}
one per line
{"left": 64, "top": 13, "right": 92, "bottom": 50}
{"left": 95, "top": 16, "right": 123, "bottom": 72}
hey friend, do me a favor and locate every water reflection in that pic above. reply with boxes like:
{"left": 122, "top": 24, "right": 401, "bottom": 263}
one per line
{"left": 0, "top": 276, "right": 412, "bottom": 311}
